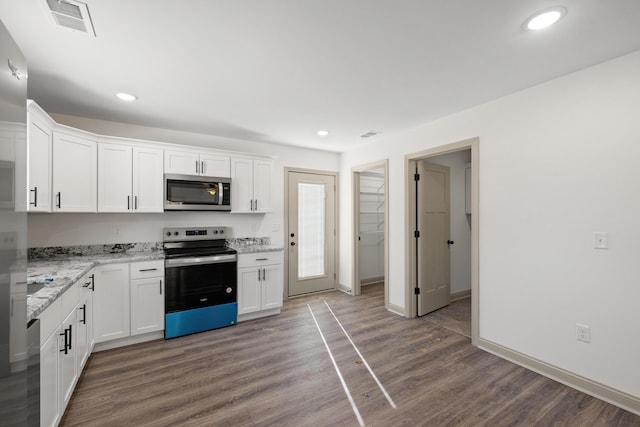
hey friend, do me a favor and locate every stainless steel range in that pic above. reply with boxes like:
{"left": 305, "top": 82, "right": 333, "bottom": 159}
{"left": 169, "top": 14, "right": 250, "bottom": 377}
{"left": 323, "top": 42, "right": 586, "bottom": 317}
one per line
{"left": 163, "top": 226, "right": 237, "bottom": 339}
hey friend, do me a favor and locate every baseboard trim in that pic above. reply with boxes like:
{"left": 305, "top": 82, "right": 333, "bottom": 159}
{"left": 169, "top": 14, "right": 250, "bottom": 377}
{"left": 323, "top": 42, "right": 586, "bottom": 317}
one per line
{"left": 336, "top": 283, "right": 352, "bottom": 294}
{"left": 93, "top": 331, "right": 164, "bottom": 352}
{"left": 450, "top": 289, "right": 471, "bottom": 301}
{"left": 386, "top": 302, "right": 406, "bottom": 317}
{"left": 478, "top": 338, "right": 640, "bottom": 416}
{"left": 360, "top": 276, "right": 384, "bottom": 285}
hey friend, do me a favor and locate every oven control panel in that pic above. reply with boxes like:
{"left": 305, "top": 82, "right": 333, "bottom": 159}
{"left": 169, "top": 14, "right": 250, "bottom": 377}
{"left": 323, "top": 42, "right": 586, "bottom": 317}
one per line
{"left": 163, "top": 226, "right": 231, "bottom": 242}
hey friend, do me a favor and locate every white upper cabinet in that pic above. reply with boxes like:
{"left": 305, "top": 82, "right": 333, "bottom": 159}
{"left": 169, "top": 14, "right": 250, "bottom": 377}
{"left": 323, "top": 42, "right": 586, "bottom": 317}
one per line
{"left": 132, "top": 147, "right": 164, "bottom": 212}
{"left": 230, "top": 157, "right": 272, "bottom": 213}
{"left": 98, "top": 143, "right": 163, "bottom": 213}
{"left": 52, "top": 130, "right": 97, "bottom": 212}
{"left": 27, "top": 102, "right": 53, "bottom": 212}
{"left": 165, "top": 149, "right": 230, "bottom": 177}
{"left": 98, "top": 143, "right": 132, "bottom": 212}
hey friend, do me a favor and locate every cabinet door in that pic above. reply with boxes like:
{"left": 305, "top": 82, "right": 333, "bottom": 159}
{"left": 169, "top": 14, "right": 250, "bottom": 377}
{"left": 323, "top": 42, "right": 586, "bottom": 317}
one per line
{"left": 164, "top": 149, "right": 199, "bottom": 175}
{"left": 98, "top": 143, "right": 132, "bottom": 212}
{"left": 27, "top": 113, "right": 52, "bottom": 212}
{"left": 230, "top": 157, "right": 253, "bottom": 212}
{"left": 238, "top": 267, "right": 261, "bottom": 314}
{"left": 53, "top": 132, "right": 97, "bottom": 212}
{"left": 130, "top": 277, "right": 164, "bottom": 335}
{"left": 40, "top": 329, "right": 60, "bottom": 427}
{"left": 133, "top": 147, "right": 164, "bottom": 212}
{"left": 75, "top": 294, "right": 91, "bottom": 372}
{"left": 253, "top": 159, "right": 272, "bottom": 213}
{"left": 201, "top": 153, "right": 231, "bottom": 177}
{"left": 262, "top": 264, "right": 284, "bottom": 310}
{"left": 93, "top": 264, "right": 130, "bottom": 343}
{"left": 59, "top": 309, "right": 77, "bottom": 409}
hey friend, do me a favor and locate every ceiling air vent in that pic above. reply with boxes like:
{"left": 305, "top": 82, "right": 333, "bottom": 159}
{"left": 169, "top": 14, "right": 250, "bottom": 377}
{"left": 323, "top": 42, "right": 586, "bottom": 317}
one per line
{"left": 46, "top": 0, "right": 96, "bottom": 36}
{"left": 360, "top": 131, "right": 379, "bottom": 138}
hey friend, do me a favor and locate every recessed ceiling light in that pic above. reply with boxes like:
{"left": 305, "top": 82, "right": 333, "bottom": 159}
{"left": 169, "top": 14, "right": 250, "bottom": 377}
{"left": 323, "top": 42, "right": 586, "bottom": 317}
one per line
{"left": 317, "top": 130, "right": 329, "bottom": 137}
{"left": 116, "top": 92, "right": 137, "bottom": 102}
{"left": 523, "top": 7, "right": 566, "bottom": 31}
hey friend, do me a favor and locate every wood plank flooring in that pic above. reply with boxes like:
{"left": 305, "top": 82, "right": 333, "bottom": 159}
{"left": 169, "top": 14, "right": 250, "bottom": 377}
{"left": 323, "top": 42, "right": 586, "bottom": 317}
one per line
{"left": 61, "top": 284, "right": 640, "bottom": 426}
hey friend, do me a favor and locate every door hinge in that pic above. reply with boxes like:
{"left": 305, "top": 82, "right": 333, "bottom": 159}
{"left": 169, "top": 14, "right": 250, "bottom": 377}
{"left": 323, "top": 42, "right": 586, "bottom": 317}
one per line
{"left": 414, "top": 173, "right": 420, "bottom": 181}
{"left": 414, "top": 230, "right": 420, "bottom": 238}
{"left": 414, "top": 287, "right": 420, "bottom": 295}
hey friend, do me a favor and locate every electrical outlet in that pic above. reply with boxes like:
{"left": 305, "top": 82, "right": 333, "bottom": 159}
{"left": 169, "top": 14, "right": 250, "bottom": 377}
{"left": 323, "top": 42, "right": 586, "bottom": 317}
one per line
{"left": 576, "top": 324, "right": 591, "bottom": 343}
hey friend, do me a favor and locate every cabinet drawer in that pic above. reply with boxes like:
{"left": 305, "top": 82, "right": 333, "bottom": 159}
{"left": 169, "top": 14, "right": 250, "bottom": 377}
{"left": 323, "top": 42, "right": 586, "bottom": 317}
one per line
{"left": 61, "top": 282, "right": 79, "bottom": 316}
{"left": 237, "top": 252, "right": 283, "bottom": 268}
{"left": 130, "top": 260, "right": 164, "bottom": 279}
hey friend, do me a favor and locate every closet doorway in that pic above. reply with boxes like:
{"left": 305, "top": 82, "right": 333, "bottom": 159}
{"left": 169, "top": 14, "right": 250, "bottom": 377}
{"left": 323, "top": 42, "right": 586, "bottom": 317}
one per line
{"left": 352, "top": 160, "right": 388, "bottom": 307}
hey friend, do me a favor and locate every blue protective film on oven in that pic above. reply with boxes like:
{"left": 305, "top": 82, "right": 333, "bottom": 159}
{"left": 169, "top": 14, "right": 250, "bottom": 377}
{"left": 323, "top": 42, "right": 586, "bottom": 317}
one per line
{"left": 164, "top": 302, "right": 237, "bottom": 339}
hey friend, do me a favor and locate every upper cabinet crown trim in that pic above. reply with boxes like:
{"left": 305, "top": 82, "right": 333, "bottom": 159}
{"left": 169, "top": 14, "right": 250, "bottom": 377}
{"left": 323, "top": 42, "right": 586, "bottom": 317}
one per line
{"left": 28, "top": 100, "right": 277, "bottom": 160}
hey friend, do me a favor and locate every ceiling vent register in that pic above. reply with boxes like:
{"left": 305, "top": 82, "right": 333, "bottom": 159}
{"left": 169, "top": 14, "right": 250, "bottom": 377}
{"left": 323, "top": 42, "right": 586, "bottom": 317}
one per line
{"left": 360, "top": 131, "right": 379, "bottom": 138}
{"left": 46, "top": 0, "right": 96, "bottom": 36}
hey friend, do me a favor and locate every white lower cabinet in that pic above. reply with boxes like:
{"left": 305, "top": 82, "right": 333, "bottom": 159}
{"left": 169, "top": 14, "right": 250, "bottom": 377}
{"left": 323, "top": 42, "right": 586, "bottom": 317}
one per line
{"left": 93, "top": 264, "right": 130, "bottom": 343}
{"left": 39, "top": 269, "right": 91, "bottom": 427}
{"left": 59, "top": 309, "right": 77, "bottom": 409}
{"left": 40, "top": 321, "right": 60, "bottom": 427}
{"left": 130, "top": 260, "right": 165, "bottom": 336}
{"left": 237, "top": 252, "right": 284, "bottom": 320}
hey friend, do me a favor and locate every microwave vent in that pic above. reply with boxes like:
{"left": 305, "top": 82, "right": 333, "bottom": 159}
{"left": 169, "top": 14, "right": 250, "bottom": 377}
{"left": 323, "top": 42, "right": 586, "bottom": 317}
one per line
{"left": 46, "top": 0, "right": 96, "bottom": 36}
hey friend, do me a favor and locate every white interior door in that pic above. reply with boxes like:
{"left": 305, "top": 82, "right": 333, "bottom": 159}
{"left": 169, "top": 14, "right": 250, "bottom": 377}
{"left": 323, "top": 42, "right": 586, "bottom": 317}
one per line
{"left": 417, "top": 161, "right": 451, "bottom": 315}
{"left": 287, "top": 171, "right": 336, "bottom": 296}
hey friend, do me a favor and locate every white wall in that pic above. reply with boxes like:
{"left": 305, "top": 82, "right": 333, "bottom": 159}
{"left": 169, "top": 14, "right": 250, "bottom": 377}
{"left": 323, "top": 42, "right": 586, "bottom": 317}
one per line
{"left": 339, "top": 50, "right": 640, "bottom": 398}
{"left": 29, "top": 115, "right": 340, "bottom": 247}
{"left": 424, "top": 150, "right": 471, "bottom": 295}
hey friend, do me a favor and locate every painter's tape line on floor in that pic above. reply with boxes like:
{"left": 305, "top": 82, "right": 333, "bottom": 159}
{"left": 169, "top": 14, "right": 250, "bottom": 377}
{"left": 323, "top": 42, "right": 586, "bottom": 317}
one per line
{"left": 323, "top": 301, "right": 397, "bottom": 409}
{"left": 307, "top": 304, "right": 365, "bottom": 427}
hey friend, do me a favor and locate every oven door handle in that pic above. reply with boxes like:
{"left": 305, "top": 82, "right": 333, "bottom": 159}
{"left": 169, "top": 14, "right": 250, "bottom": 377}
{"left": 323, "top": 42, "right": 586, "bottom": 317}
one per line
{"left": 165, "top": 254, "right": 237, "bottom": 267}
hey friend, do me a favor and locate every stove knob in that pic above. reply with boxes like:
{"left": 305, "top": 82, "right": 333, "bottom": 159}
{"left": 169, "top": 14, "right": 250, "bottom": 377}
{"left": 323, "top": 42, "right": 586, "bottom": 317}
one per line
{"left": 166, "top": 232, "right": 171, "bottom": 236}
{"left": 174, "top": 231, "right": 179, "bottom": 236}
{"left": 219, "top": 230, "right": 224, "bottom": 234}
{"left": 213, "top": 230, "right": 218, "bottom": 234}
{"left": 226, "top": 287, "right": 232, "bottom": 294}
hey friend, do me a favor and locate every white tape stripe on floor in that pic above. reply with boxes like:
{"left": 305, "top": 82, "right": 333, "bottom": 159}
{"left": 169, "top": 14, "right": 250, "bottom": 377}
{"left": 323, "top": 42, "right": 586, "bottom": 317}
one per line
{"left": 307, "top": 304, "right": 365, "bottom": 427}
{"left": 323, "top": 301, "right": 397, "bottom": 409}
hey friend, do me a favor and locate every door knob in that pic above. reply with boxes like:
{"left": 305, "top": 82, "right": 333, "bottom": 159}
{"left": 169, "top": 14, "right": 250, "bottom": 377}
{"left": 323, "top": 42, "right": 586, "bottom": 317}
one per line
{"left": 447, "top": 240, "right": 454, "bottom": 246}
{"left": 290, "top": 242, "right": 296, "bottom": 246}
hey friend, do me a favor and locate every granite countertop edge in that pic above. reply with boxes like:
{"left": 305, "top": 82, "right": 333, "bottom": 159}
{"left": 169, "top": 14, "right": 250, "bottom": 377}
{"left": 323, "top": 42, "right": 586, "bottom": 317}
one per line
{"left": 27, "top": 251, "right": 165, "bottom": 321}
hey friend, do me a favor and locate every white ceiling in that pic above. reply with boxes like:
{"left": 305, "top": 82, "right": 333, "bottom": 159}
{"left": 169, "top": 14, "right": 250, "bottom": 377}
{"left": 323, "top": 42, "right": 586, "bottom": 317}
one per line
{"left": 2, "top": 1, "right": 640, "bottom": 152}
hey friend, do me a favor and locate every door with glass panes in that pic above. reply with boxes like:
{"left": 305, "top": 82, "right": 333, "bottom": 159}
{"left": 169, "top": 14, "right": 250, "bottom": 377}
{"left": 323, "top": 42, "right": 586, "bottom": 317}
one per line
{"left": 287, "top": 171, "right": 336, "bottom": 296}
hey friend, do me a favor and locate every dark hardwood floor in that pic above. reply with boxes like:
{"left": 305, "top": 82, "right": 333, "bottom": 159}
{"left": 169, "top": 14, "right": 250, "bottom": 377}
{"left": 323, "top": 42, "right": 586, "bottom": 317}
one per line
{"left": 61, "top": 284, "right": 640, "bottom": 426}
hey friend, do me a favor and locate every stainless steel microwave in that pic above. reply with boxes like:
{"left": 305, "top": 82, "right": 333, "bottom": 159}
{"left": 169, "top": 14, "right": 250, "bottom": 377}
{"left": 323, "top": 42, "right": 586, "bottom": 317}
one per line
{"left": 164, "top": 174, "right": 231, "bottom": 211}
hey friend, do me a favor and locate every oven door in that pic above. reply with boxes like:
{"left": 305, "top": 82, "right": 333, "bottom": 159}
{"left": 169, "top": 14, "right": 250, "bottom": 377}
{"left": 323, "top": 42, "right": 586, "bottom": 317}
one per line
{"left": 164, "top": 254, "right": 237, "bottom": 312}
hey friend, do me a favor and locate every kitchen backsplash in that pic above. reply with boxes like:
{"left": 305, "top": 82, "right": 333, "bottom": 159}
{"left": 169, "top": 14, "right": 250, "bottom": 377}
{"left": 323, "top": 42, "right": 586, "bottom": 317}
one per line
{"left": 28, "top": 242, "right": 163, "bottom": 260}
{"left": 28, "top": 237, "right": 272, "bottom": 260}
{"left": 226, "top": 237, "right": 270, "bottom": 246}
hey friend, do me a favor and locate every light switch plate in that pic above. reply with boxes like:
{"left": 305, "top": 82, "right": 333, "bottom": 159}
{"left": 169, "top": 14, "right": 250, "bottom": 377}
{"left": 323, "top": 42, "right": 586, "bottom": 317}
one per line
{"left": 593, "top": 232, "right": 608, "bottom": 249}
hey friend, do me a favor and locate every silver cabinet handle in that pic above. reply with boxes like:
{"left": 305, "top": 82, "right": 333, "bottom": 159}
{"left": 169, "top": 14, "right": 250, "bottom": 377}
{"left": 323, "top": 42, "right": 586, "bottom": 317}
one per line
{"left": 255, "top": 199, "right": 258, "bottom": 211}
{"left": 257, "top": 270, "right": 261, "bottom": 282}
{"left": 256, "top": 258, "right": 268, "bottom": 261}
{"left": 159, "top": 279, "right": 162, "bottom": 295}
{"left": 196, "top": 160, "right": 199, "bottom": 174}
{"left": 202, "top": 161, "right": 206, "bottom": 174}
{"left": 138, "top": 268, "right": 158, "bottom": 272}
{"left": 135, "top": 195, "right": 138, "bottom": 210}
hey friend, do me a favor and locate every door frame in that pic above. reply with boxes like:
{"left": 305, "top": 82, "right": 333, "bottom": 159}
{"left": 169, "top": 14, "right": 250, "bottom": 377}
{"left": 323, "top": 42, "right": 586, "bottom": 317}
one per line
{"left": 352, "top": 159, "right": 389, "bottom": 308}
{"left": 283, "top": 167, "right": 339, "bottom": 298}
{"left": 405, "top": 137, "right": 479, "bottom": 346}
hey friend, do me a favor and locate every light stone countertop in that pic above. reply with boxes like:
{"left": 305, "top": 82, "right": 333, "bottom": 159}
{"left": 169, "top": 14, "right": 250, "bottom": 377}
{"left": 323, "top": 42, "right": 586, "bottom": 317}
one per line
{"left": 231, "top": 244, "right": 284, "bottom": 254}
{"left": 27, "top": 251, "right": 165, "bottom": 321}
